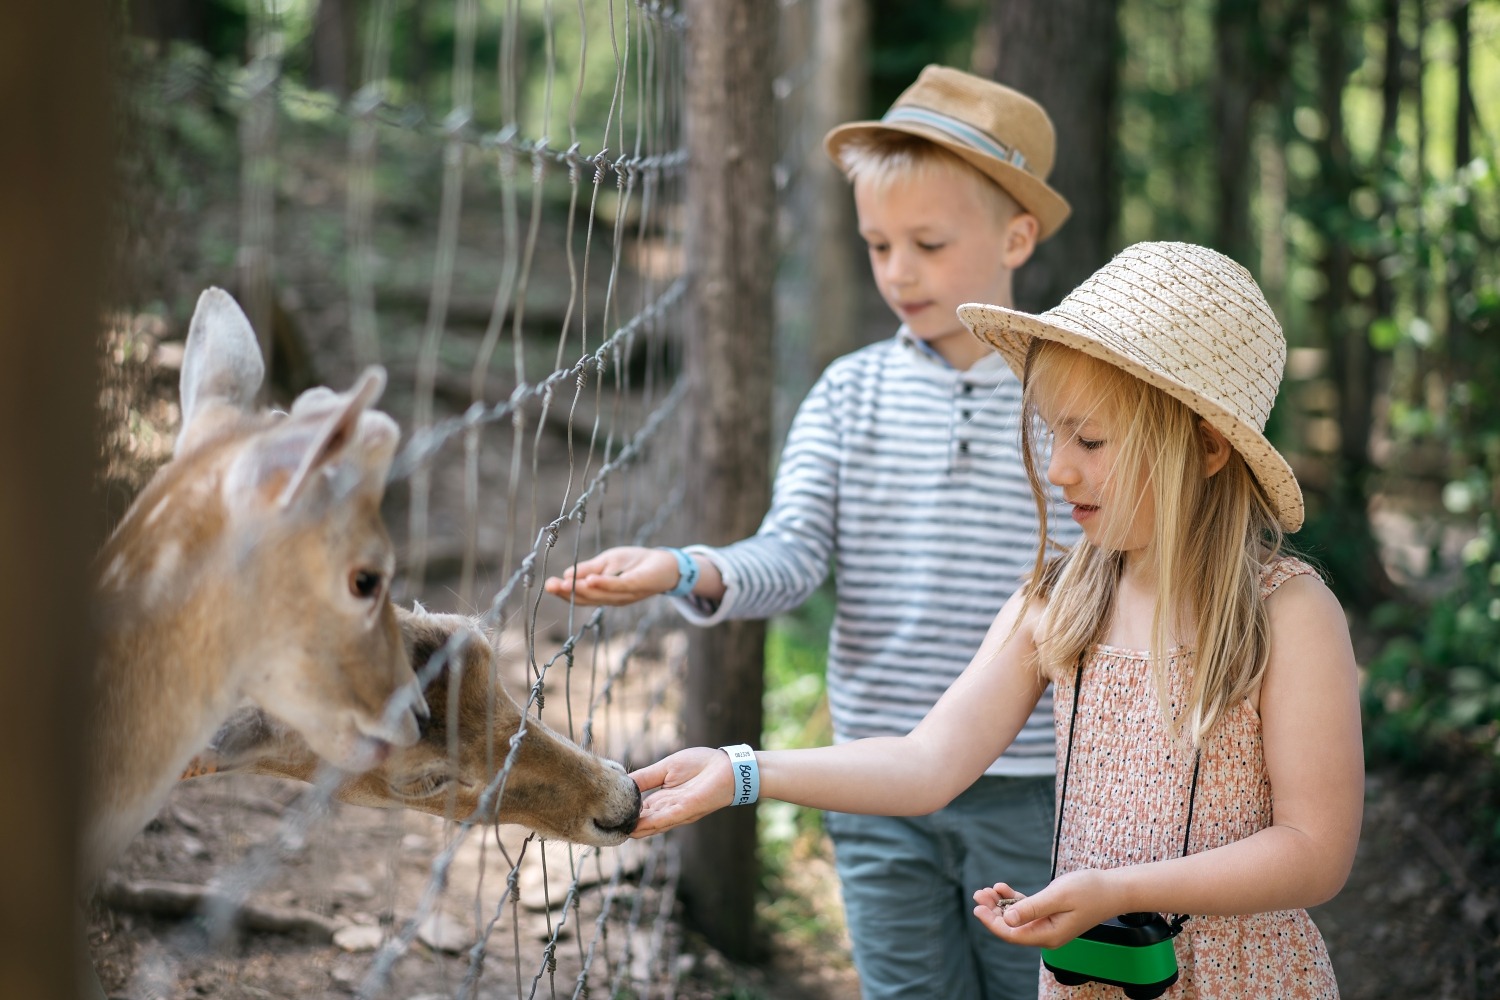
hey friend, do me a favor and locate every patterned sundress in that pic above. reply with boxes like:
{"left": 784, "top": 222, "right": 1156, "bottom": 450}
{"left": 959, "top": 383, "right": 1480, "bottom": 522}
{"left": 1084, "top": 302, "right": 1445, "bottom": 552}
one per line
{"left": 1040, "top": 556, "right": 1340, "bottom": 999}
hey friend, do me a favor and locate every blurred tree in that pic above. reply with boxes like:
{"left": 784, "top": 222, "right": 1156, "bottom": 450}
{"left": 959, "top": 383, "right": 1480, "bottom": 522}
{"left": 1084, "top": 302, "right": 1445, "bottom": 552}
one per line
{"left": 311, "top": 0, "right": 364, "bottom": 99}
{"left": 1301, "top": 0, "right": 1397, "bottom": 607}
{"left": 811, "top": 0, "right": 872, "bottom": 375}
{"left": 985, "top": 0, "right": 1118, "bottom": 311}
{"left": 128, "top": 0, "right": 246, "bottom": 59}
{"left": 867, "top": 0, "right": 984, "bottom": 113}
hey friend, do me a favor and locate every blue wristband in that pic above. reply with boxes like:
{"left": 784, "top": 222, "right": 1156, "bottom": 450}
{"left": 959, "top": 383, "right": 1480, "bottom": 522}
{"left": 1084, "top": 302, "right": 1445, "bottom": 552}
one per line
{"left": 721, "top": 744, "right": 759, "bottom": 806}
{"left": 662, "top": 547, "right": 699, "bottom": 598}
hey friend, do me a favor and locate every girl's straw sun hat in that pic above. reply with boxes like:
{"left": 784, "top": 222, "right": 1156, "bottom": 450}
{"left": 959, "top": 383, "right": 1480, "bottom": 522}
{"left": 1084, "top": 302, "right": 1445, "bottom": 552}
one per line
{"left": 959, "top": 241, "right": 1304, "bottom": 532}
{"left": 824, "top": 65, "right": 1072, "bottom": 240}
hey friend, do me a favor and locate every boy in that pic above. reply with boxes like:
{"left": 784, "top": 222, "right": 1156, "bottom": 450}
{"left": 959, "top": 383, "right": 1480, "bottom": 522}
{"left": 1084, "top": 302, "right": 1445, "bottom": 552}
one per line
{"left": 545, "top": 65, "right": 1076, "bottom": 1000}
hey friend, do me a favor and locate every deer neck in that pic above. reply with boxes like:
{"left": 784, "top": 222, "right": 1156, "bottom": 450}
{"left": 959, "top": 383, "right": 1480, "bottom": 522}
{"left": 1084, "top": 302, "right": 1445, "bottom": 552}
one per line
{"left": 85, "top": 459, "right": 258, "bottom": 881}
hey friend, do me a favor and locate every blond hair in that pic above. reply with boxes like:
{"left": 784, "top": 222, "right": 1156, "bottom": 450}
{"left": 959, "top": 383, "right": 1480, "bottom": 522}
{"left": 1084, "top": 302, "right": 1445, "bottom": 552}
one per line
{"left": 1020, "top": 341, "right": 1285, "bottom": 744}
{"left": 835, "top": 131, "right": 1022, "bottom": 224}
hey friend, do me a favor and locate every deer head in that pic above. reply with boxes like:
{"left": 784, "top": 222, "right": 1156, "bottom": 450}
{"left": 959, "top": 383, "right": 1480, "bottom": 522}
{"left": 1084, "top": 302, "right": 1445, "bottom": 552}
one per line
{"left": 86, "top": 288, "right": 427, "bottom": 879}
{"left": 182, "top": 604, "right": 642, "bottom": 847}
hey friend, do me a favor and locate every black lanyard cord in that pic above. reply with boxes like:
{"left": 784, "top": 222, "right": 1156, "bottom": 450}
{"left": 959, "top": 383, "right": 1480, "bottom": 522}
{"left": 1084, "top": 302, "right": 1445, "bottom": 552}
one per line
{"left": 1049, "top": 651, "right": 1202, "bottom": 929}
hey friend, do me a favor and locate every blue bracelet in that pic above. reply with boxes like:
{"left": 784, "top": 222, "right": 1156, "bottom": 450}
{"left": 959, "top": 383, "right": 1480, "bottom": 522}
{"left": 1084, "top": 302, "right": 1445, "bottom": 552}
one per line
{"left": 720, "top": 744, "right": 759, "bottom": 806}
{"left": 662, "top": 547, "right": 699, "bottom": 598}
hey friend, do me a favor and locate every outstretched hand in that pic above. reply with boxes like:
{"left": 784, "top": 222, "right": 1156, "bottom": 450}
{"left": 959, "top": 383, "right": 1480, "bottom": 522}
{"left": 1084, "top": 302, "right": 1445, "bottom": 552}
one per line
{"left": 972, "top": 870, "right": 1118, "bottom": 949}
{"left": 543, "top": 546, "right": 679, "bottom": 606}
{"left": 628, "top": 747, "right": 736, "bottom": 838}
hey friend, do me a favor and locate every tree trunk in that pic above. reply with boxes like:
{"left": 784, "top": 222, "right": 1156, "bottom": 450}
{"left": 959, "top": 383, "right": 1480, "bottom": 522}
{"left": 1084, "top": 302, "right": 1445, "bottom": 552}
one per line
{"left": 311, "top": 0, "right": 361, "bottom": 100}
{"left": 129, "top": 0, "right": 206, "bottom": 48}
{"left": 1310, "top": 0, "right": 1394, "bottom": 605}
{"left": 0, "top": 2, "right": 111, "bottom": 997}
{"left": 987, "top": 0, "right": 1118, "bottom": 311}
{"left": 810, "top": 0, "right": 871, "bottom": 374}
{"left": 1214, "top": 0, "right": 1258, "bottom": 265}
{"left": 680, "top": 0, "right": 776, "bottom": 963}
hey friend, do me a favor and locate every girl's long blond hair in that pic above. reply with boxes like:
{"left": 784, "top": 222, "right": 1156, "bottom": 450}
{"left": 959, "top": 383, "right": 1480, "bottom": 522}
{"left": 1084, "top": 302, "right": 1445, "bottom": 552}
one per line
{"left": 1021, "top": 340, "right": 1285, "bottom": 744}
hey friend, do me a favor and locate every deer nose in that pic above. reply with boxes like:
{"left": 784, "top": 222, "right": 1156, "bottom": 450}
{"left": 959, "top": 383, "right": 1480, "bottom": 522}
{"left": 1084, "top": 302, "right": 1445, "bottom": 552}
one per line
{"left": 371, "top": 677, "right": 428, "bottom": 747}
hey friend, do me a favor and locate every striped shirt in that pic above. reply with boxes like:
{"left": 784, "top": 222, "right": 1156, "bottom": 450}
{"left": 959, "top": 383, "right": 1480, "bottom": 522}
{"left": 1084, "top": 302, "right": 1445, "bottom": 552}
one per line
{"left": 674, "top": 330, "right": 1077, "bottom": 777}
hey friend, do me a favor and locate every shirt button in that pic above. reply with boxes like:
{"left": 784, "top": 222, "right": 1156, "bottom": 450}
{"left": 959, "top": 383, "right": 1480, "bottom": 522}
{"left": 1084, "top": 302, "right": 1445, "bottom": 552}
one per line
{"left": 958, "top": 441, "right": 970, "bottom": 454}
{"left": 961, "top": 410, "right": 972, "bottom": 421}
{"left": 962, "top": 384, "right": 974, "bottom": 394}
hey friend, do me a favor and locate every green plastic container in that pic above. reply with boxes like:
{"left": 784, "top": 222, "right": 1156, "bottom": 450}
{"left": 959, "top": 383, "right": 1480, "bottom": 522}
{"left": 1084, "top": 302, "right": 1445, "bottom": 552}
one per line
{"left": 1041, "top": 912, "right": 1181, "bottom": 1000}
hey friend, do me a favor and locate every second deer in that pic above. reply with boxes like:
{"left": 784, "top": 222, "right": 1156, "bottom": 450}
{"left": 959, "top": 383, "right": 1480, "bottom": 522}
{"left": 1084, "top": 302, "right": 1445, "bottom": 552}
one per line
{"left": 181, "top": 604, "right": 643, "bottom": 846}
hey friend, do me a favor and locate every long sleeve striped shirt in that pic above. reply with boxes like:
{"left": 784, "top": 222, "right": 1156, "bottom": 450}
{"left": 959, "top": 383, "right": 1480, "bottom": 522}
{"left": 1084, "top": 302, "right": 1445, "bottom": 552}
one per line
{"left": 672, "top": 330, "right": 1077, "bottom": 777}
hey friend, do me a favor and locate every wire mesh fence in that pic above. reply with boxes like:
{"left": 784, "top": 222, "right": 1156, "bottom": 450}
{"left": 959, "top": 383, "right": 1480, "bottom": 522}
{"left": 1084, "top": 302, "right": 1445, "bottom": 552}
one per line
{"left": 91, "top": 2, "right": 728, "bottom": 997}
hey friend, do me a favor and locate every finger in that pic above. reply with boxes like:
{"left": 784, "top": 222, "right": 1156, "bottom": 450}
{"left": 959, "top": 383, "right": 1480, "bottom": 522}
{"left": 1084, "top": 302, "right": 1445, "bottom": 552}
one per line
{"left": 630, "top": 760, "right": 671, "bottom": 792}
{"left": 1000, "top": 893, "right": 1048, "bottom": 928}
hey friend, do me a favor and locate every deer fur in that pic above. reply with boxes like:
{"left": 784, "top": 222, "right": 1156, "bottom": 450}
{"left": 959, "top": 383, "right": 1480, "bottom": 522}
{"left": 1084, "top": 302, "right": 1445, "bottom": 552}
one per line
{"left": 181, "top": 604, "right": 642, "bottom": 846}
{"left": 85, "top": 288, "right": 428, "bottom": 882}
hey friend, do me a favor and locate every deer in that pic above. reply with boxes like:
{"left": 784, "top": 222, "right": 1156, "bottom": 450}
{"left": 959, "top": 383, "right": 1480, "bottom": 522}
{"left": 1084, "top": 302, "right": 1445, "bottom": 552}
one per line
{"left": 85, "top": 287, "right": 429, "bottom": 885}
{"left": 179, "top": 603, "right": 643, "bottom": 846}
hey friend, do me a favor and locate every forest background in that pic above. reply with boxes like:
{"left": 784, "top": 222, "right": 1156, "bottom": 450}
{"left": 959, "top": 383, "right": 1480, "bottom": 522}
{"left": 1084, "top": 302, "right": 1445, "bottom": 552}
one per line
{"left": 115, "top": 0, "right": 1500, "bottom": 966}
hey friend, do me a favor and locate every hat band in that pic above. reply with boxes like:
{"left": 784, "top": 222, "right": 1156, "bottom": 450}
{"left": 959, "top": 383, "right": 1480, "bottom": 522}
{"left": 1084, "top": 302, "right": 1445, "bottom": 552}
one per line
{"left": 881, "top": 106, "right": 1030, "bottom": 173}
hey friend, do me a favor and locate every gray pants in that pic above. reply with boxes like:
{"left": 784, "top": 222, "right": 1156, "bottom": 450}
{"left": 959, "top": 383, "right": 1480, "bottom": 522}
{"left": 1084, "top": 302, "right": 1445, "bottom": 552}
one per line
{"left": 825, "top": 773, "right": 1055, "bottom": 1000}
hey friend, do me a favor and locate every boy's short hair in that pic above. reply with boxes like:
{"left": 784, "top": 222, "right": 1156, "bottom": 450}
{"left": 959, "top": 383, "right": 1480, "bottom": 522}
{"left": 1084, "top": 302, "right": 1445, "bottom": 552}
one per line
{"left": 833, "top": 130, "right": 1023, "bottom": 225}
{"left": 824, "top": 65, "right": 1071, "bottom": 240}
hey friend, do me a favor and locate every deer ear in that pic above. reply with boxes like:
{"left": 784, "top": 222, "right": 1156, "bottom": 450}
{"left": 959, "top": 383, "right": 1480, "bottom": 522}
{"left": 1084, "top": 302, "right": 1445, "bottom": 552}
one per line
{"left": 177, "top": 288, "right": 265, "bottom": 456}
{"left": 276, "top": 366, "right": 397, "bottom": 508}
{"left": 224, "top": 366, "right": 400, "bottom": 511}
{"left": 206, "top": 706, "right": 286, "bottom": 768}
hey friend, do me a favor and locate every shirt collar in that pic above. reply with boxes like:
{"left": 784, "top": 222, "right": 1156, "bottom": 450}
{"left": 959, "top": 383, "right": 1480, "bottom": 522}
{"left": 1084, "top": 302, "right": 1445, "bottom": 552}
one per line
{"left": 895, "top": 326, "right": 1007, "bottom": 376}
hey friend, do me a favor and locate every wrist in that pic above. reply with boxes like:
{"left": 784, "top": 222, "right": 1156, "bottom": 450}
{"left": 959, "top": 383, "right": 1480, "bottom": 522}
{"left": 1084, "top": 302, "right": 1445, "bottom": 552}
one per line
{"left": 719, "top": 743, "right": 758, "bottom": 806}
{"left": 661, "top": 547, "right": 699, "bottom": 597}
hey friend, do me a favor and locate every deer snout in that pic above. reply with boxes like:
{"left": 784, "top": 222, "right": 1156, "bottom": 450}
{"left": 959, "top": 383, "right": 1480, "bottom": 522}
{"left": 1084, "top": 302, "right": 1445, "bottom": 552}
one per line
{"left": 591, "top": 759, "right": 642, "bottom": 841}
{"left": 360, "top": 676, "right": 428, "bottom": 749}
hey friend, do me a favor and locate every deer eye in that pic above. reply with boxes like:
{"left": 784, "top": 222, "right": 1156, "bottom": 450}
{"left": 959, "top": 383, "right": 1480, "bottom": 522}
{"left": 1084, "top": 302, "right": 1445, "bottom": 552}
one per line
{"left": 350, "top": 569, "right": 382, "bottom": 599}
{"left": 393, "top": 771, "right": 451, "bottom": 800}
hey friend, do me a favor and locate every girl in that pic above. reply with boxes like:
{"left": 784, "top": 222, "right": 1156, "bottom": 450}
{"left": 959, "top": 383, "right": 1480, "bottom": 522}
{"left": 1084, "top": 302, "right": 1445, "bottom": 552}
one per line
{"left": 629, "top": 242, "right": 1363, "bottom": 998}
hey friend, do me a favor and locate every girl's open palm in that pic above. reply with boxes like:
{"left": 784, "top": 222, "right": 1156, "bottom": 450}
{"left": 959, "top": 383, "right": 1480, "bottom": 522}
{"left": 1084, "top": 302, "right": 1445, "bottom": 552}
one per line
{"left": 628, "top": 747, "right": 735, "bottom": 838}
{"left": 972, "top": 871, "right": 1117, "bottom": 949}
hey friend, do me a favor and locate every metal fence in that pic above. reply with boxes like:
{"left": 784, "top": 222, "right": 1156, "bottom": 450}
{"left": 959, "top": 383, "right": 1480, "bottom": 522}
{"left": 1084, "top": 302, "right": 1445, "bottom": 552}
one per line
{"left": 96, "top": 1, "right": 700, "bottom": 997}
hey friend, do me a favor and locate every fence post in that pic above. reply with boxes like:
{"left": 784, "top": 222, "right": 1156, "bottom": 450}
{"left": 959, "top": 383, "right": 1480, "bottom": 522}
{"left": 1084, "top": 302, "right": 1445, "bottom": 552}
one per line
{"left": 680, "top": 0, "right": 777, "bottom": 963}
{"left": 0, "top": 2, "right": 110, "bottom": 997}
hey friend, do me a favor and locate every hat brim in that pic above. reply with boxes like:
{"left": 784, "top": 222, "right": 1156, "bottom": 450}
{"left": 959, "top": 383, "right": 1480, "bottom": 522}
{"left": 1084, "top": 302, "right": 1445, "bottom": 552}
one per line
{"left": 824, "top": 120, "right": 1072, "bottom": 242}
{"left": 959, "top": 301, "right": 1305, "bottom": 532}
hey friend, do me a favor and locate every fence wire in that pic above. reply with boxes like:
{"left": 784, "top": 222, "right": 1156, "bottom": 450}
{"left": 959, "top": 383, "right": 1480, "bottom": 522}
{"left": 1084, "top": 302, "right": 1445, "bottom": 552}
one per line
{"left": 100, "top": 1, "right": 708, "bottom": 998}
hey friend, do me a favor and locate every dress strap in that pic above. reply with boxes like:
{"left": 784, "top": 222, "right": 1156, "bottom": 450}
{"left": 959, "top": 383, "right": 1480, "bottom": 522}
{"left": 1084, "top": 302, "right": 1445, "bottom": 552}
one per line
{"left": 1259, "top": 555, "right": 1317, "bottom": 600}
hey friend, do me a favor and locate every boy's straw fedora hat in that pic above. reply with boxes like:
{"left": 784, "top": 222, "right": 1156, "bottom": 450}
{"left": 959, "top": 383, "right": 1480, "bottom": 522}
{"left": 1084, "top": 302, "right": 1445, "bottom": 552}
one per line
{"left": 959, "top": 241, "right": 1304, "bottom": 532}
{"left": 824, "top": 65, "right": 1072, "bottom": 240}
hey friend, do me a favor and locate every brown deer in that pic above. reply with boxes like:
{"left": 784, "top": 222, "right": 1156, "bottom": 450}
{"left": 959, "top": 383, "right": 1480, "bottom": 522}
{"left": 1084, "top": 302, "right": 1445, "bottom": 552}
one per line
{"left": 85, "top": 288, "right": 428, "bottom": 883}
{"left": 180, "top": 604, "right": 643, "bottom": 846}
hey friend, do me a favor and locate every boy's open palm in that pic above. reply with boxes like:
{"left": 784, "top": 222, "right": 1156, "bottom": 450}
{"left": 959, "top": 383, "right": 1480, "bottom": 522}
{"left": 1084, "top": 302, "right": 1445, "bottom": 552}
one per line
{"left": 543, "top": 546, "right": 678, "bottom": 606}
{"left": 627, "top": 747, "right": 735, "bottom": 838}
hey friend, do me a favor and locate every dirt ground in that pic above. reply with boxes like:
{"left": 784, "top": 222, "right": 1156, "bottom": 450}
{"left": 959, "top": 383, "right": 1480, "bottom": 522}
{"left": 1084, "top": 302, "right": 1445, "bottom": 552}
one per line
{"left": 87, "top": 755, "right": 1500, "bottom": 1000}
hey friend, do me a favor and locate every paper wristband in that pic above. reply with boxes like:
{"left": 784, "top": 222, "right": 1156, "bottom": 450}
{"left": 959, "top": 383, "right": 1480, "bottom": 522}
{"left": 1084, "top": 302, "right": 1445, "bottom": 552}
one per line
{"left": 662, "top": 547, "right": 699, "bottom": 598}
{"left": 720, "top": 744, "right": 759, "bottom": 806}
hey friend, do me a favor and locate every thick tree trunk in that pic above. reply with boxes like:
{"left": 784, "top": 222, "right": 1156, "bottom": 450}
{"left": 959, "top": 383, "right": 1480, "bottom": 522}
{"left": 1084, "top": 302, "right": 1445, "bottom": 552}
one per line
{"left": 680, "top": 0, "right": 776, "bottom": 963}
{"left": 987, "top": 0, "right": 1118, "bottom": 311}
{"left": 0, "top": 2, "right": 111, "bottom": 997}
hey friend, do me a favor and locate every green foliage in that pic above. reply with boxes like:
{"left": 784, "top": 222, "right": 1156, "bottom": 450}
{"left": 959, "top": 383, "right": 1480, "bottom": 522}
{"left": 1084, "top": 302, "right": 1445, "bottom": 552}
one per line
{"left": 1364, "top": 509, "right": 1500, "bottom": 838}
{"left": 867, "top": 0, "right": 986, "bottom": 112}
